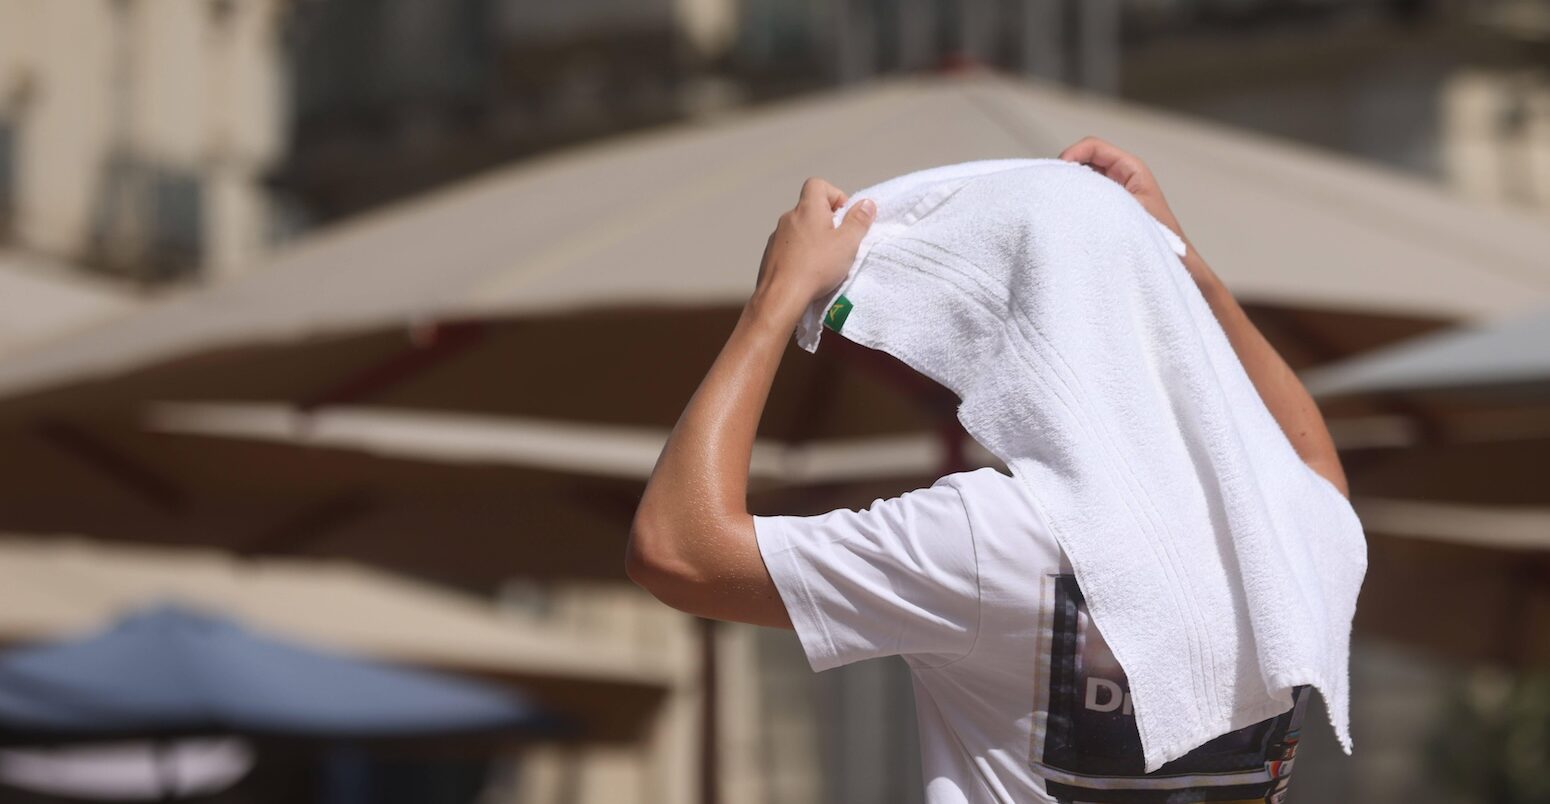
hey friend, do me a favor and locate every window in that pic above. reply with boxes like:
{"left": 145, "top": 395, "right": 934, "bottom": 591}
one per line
{"left": 90, "top": 155, "right": 205, "bottom": 282}
{"left": 0, "top": 120, "right": 14, "bottom": 240}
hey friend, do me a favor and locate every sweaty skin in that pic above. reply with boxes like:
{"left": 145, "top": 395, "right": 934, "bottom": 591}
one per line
{"left": 627, "top": 141, "right": 1348, "bottom": 626}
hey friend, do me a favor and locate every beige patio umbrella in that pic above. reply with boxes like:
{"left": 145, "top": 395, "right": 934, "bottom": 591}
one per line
{"left": 0, "top": 251, "right": 138, "bottom": 359}
{"left": 1354, "top": 508, "right": 1550, "bottom": 669}
{"left": 1302, "top": 313, "right": 1550, "bottom": 667}
{"left": 0, "top": 536, "right": 674, "bottom": 741}
{"left": 0, "top": 401, "right": 975, "bottom": 584}
{"left": 1, "top": 72, "right": 1546, "bottom": 429}
{"left": 1307, "top": 307, "right": 1550, "bottom": 399}
{"left": 1331, "top": 397, "right": 1550, "bottom": 668}
{"left": 0, "top": 74, "right": 1544, "bottom": 776}
{"left": 1, "top": 71, "right": 1548, "bottom": 588}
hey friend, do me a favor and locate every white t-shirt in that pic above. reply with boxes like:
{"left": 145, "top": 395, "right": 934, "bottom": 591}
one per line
{"left": 754, "top": 467, "right": 1310, "bottom": 804}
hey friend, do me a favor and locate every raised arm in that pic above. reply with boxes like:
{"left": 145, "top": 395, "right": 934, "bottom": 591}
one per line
{"left": 1060, "top": 137, "right": 1349, "bottom": 496}
{"left": 626, "top": 179, "right": 877, "bottom": 626}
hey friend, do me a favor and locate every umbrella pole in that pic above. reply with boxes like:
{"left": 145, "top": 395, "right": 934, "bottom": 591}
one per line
{"left": 698, "top": 618, "right": 719, "bottom": 804}
{"left": 155, "top": 739, "right": 178, "bottom": 803}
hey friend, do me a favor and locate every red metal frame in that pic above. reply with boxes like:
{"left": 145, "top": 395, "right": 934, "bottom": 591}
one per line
{"left": 33, "top": 420, "right": 184, "bottom": 513}
{"left": 297, "top": 320, "right": 490, "bottom": 412}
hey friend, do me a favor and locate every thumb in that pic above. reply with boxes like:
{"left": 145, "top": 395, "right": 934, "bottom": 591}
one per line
{"left": 838, "top": 198, "right": 876, "bottom": 243}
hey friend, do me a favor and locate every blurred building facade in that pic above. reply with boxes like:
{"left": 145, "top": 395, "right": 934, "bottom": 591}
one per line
{"left": 0, "top": 0, "right": 286, "bottom": 282}
{"left": 0, "top": 0, "right": 742, "bottom": 284}
{"left": 4, "top": 0, "right": 1547, "bottom": 288}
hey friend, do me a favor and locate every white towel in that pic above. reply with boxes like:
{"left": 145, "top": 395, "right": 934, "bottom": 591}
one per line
{"left": 800, "top": 159, "right": 1367, "bottom": 772}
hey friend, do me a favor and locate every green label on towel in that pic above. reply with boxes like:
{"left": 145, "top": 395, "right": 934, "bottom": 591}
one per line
{"left": 824, "top": 295, "right": 853, "bottom": 333}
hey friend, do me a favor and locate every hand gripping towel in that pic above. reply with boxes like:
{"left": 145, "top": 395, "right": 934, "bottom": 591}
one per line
{"left": 799, "top": 159, "right": 1367, "bottom": 772}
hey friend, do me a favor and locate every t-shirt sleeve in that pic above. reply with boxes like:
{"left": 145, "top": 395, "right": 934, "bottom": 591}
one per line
{"left": 752, "top": 481, "right": 981, "bottom": 672}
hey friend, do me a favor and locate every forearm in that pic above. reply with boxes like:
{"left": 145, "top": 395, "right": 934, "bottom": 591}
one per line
{"left": 636, "top": 289, "right": 797, "bottom": 535}
{"left": 627, "top": 289, "right": 804, "bottom": 624}
{"left": 1184, "top": 250, "right": 1349, "bottom": 495}
{"left": 628, "top": 179, "right": 873, "bottom": 625}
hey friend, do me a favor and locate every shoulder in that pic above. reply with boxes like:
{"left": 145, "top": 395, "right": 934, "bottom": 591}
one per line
{"left": 931, "top": 466, "right": 1027, "bottom": 505}
{"left": 931, "top": 466, "right": 1046, "bottom": 535}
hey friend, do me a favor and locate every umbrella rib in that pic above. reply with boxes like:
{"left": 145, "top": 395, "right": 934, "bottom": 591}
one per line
{"left": 32, "top": 420, "right": 185, "bottom": 514}
{"left": 242, "top": 491, "right": 376, "bottom": 556}
{"left": 297, "top": 321, "right": 489, "bottom": 411}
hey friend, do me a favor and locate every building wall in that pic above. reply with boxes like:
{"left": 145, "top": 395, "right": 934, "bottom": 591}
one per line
{"left": 1443, "top": 68, "right": 1550, "bottom": 211}
{"left": 0, "top": 0, "right": 748, "bottom": 283}
{"left": 0, "top": 0, "right": 284, "bottom": 281}
{"left": 0, "top": 1, "right": 115, "bottom": 261}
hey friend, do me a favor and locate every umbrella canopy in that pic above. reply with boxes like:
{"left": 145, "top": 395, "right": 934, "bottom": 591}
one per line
{"left": 0, "top": 71, "right": 1540, "bottom": 592}
{"left": 0, "top": 251, "right": 138, "bottom": 359}
{"left": 1298, "top": 314, "right": 1550, "bottom": 666}
{"left": 0, "top": 72, "right": 1544, "bottom": 427}
{"left": 0, "top": 411, "right": 956, "bottom": 583}
{"left": 0, "top": 604, "right": 552, "bottom": 743}
{"left": 1306, "top": 307, "right": 1550, "bottom": 399}
{"left": 1356, "top": 524, "right": 1550, "bottom": 669}
{"left": 0, "top": 535, "right": 672, "bottom": 689}
{"left": 0, "top": 537, "right": 674, "bottom": 742}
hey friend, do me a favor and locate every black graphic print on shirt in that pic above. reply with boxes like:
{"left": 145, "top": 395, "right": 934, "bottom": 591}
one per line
{"left": 1030, "top": 575, "right": 1308, "bottom": 804}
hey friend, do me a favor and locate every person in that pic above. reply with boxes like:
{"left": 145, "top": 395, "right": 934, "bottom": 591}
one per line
{"left": 627, "top": 138, "right": 1349, "bottom": 803}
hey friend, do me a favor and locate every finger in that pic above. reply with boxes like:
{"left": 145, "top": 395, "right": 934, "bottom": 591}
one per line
{"left": 799, "top": 176, "right": 839, "bottom": 208}
{"left": 1104, "top": 155, "right": 1146, "bottom": 191}
{"left": 1058, "top": 136, "right": 1109, "bottom": 165}
{"left": 1061, "top": 137, "right": 1145, "bottom": 189}
{"left": 837, "top": 198, "right": 876, "bottom": 243}
{"left": 829, "top": 186, "right": 850, "bottom": 212}
{"left": 1061, "top": 136, "right": 1131, "bottom": 169}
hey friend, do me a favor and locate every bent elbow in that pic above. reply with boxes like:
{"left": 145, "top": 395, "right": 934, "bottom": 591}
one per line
{"left": 625, "top": 518, "right": 705, "bottom": 612}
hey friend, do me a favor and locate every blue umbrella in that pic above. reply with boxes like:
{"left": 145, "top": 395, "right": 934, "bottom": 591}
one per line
{"left": 0, "top": 604, "right": 553, "bottom": 742}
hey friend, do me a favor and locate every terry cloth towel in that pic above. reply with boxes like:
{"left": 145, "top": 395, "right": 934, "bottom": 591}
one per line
{"left": 799, "top": 159, "right": 1367, "bottom": 772}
